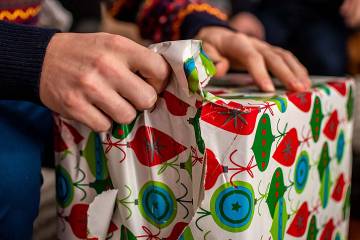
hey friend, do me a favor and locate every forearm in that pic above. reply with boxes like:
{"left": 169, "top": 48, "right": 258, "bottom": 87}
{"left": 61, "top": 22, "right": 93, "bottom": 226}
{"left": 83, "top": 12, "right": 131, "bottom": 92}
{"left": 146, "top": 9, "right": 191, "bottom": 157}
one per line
{"left": 0, "top": 21, "right": 57, "bottom": 103}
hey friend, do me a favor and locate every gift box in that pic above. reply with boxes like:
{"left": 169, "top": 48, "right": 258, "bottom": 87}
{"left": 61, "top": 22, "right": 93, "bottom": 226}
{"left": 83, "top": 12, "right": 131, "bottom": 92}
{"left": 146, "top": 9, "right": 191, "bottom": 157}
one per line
{"left": 54, "top": 40, "right": 354, "bottom": 240}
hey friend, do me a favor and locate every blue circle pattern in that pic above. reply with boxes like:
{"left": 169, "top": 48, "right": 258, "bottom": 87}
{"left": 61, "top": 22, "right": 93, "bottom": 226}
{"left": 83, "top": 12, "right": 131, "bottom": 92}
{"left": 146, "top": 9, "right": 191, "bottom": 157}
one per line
{"left": 215, "top": 185, "right": 253, "bottom": 229}
{"left": 336, "top": 131, "right": 345, "bottom": 163}
{"left": 141, "top": 184, "right": 175, "bottom": 226}
{"left": 295, "top": 153, "right": 309, "bottom": 193}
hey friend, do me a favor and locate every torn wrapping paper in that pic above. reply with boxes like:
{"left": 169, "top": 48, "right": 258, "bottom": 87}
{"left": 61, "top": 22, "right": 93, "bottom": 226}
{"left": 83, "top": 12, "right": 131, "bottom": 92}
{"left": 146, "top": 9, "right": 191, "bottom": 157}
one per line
{"left": 55, "top": 40, "right": 355, "bottom": 240}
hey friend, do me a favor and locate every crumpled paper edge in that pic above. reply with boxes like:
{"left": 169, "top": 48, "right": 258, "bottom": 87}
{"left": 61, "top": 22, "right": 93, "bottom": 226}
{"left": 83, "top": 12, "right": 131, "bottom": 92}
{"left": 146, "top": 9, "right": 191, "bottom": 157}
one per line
{"left": 87, "top": 189, "right": 118, "bottom": 240}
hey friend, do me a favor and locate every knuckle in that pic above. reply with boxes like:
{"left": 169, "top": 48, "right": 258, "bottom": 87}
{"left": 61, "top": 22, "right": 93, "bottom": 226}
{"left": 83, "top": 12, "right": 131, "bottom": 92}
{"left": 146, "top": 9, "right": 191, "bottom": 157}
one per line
{"left": 264, "top": 50, "right": 281, "bottom": 64}
{"left": 246, "top": 52, "right": 261, "bottom": 63}
{"left": 106, "top": 35, "right": 131, "bottom": 52}
{"left": 105, "top": 34, "right": 124, "bottom": 48}
{"left": 63, "top": 92, "right": 78, "bottom": 109}
{"left": 283, "top": 50, "right": 295, "bottom": 59}
{"left": 93, "top": 53, "right": 108, "bottom": 69}
{"left": 78, "top": 72, "right": 98, "bottom": 92}
{"left": 271, "top": 54, "right": 283, "bottom": 64}
{"left": 234, "top": 32, "right": 247, "bottom": 42}
{"left": 284, "top": 50, "right": 293, "bottom": 57}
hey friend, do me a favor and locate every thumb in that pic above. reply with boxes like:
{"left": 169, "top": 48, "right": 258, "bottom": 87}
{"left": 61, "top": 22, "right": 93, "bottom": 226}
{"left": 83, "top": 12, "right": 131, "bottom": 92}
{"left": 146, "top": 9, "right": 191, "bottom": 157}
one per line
{"left": 202, "top": 42, "right": 230, "bottom": 78}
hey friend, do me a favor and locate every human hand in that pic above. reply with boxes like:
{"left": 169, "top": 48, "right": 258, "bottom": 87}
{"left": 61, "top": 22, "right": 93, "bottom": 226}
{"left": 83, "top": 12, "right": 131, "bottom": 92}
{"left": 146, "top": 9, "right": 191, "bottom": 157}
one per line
{"left": 196, "top": 27, "right": 311, "bottom": 92}
{"left": 40, "top": 32, "right": 170, "bottom": 132}
{"left": 230, "top": 12, "right": 265, "bottom": 40}
{"left": 341, "top": 0, "right": 360, "bottom": 27}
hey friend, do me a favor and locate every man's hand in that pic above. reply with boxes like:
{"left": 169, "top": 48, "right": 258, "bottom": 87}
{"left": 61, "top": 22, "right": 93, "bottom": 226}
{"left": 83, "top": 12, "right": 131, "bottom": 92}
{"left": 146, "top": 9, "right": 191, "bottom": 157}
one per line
{"left": 40, "top": 33, "right": 170, "bottom": 132}
{"left": 196, "top": 27, "right": 311, "bottom": 92}
{"left": 230, "top": 12, "right": 265, "bottom": 40}
{"left": 341, "top": 0, "right": 360, "bottom": 27}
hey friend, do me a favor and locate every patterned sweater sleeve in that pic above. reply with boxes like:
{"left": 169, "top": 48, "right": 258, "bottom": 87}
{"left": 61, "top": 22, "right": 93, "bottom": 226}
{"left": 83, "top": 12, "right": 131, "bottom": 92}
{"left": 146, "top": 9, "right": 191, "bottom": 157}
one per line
{"left": 106, "top": 0, "right": 230, "bottom": 42}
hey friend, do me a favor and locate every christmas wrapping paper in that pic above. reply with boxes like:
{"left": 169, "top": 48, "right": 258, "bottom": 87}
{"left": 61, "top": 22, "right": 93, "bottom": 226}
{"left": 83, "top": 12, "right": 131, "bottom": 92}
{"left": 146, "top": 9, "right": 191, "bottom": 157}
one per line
{"left": 54, "top": 40, "right": 355, "bottom": 240}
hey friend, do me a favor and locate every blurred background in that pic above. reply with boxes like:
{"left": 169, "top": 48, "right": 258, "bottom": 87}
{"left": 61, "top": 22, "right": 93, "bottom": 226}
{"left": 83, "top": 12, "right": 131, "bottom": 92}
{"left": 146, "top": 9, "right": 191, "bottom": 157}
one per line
{"left": 33, "top": 0, "right": 360, "bottom": 239}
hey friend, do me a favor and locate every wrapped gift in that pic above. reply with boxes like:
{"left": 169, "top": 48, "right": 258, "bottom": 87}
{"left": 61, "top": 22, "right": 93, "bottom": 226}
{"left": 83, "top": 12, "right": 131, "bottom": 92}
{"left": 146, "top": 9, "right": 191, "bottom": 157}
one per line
{"left": 54, "top": 40, "right": 354, "bottom": 240}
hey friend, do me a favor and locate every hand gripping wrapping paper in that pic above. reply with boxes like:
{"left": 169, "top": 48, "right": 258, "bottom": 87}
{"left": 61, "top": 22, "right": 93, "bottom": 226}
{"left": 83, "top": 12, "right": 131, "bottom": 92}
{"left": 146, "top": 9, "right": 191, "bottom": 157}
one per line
{"left": 55, "top": 40, "right": 355, "bottom": 240}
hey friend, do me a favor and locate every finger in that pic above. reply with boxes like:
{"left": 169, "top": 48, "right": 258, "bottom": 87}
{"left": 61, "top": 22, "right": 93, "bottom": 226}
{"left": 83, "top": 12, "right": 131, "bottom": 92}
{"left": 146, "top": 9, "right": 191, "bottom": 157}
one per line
{"left": 223, "top": 34, "right": 274, "bottom": 91}
{"left": 215, "top": 59, "right": 230, "bottom": 78}
{"left": 92, "top": 55, "right": 158, "bottom": 111}
{"left": 244, "top": 50, "right": 275, "bottom": 92}
{"left": 116, "top": 68, "right": 158, "bottom": 111}
{"left": 127, "top": 45, "right": 170, "bottom": 93}
{"left": 252, "top": 40, "right": 305, "bottom": 91}
{"left": 68, "top": 98, "right": 112, "bottom": 132}
{"left": 87, "top": 82, "right": 137, "bottom": 124}
{"left": 273, "top": 48, "right": 311, "bottom": 89}
{"left": 202, "top": 42, "right": 230, "bottom": 77}
{"left": 261, "top": 49, "right": 305, "bottom": 91}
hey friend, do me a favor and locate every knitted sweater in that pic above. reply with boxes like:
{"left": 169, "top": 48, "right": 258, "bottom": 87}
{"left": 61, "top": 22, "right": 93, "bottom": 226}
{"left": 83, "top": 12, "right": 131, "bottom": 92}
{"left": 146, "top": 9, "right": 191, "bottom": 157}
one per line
{"left": 0, "top": 0, "right": 229, "bottom": 103}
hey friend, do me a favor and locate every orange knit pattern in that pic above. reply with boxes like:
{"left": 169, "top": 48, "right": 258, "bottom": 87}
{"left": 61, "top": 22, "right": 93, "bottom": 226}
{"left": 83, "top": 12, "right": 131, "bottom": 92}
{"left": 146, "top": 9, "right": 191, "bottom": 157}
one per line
{"left": 172, "top": 3, "right": 228, "bottom": 40}
{"left": 0, "top": 5, "right": 41, "bottom": 22}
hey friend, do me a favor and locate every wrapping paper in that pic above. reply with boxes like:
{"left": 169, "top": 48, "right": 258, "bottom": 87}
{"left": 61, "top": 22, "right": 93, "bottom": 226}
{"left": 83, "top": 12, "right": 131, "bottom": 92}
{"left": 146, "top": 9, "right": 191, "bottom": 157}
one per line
{"left": 55, "top": 40, "right": 354, "bottom": 240}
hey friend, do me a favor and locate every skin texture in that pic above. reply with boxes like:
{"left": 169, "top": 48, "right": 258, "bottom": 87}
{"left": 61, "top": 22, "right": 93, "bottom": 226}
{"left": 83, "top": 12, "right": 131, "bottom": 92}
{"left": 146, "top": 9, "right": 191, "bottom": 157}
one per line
{"left": 40, "top": 32, "right": 170, "bottom": 132}
{"left": 341, "top": 0, "right": 360, "bottom": 27}
{"left": 196, "top": 27, "right": 311, "bottom": 92}
{"left": 230, "top": 12, "right": 265, "bottom": 40}
{"left": 40, "top": 29, "right": 311, "bottom": 132}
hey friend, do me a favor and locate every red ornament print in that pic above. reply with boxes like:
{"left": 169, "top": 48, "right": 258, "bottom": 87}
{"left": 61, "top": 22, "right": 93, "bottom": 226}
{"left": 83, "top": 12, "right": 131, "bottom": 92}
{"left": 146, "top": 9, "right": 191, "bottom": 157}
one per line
{"left": 319, "top": 218, "right": 335, "bottom": 240}
{"left": 287, "top": 202, "right": 311, "bottom": 237}
{"left": 204, "top": 148, "right": 224, "bottom": 190}
{"left": 323, "top": 110, "right": 339, "bottom": 140}
{"left": 63, "top": 122, "right": 84, "bottom": 144}
{"left": 103, "top": 126, "right": 187, "bottom": 167}
{"left": 201, "top": 101, "right": 259, "bottom": 135}
{"left": 54, "top": 122, "right": 68, "bottom": 152}
{"left": 130, "top": 126, "right": 187, "bottom": 166}
{"left": 161, "top": 90, "right": 190, "bottom": 116}
{"left": 328, "top": 81, "right": 347, "bottom": 96}
{"left": 332, "top": 173, "right": 346, "bottom": 202}
{"left": 273, "top": 128, "right": 300, "bottom": 167}
{"left": 164, "top": 222, "right": 188, "bottom": 240}
{"left": 287, "top": 91, "right": 312, "bottom": 112}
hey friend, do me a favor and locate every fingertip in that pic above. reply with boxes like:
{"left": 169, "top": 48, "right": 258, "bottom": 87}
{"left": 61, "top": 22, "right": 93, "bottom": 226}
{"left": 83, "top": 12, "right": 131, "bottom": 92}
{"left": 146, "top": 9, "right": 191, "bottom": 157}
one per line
{"left": 265, "top": 83, "right": 276, "bottom": 92}
{"left": 214, "top": 60, "right": 230, "bottom": 78}
{"left": 259, "top": 80, "right": 275, "bottom": 92}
